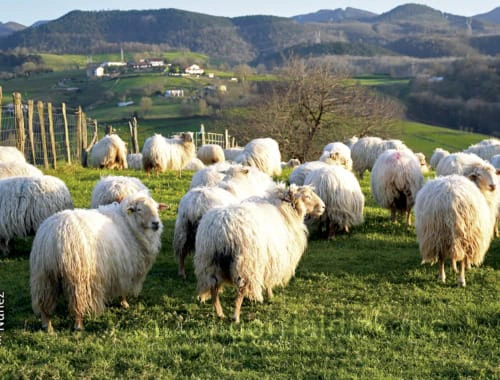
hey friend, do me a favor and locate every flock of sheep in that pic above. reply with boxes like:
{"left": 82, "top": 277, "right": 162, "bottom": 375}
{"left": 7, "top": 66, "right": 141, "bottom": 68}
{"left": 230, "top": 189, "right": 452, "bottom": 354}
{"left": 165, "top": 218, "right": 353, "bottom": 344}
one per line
{"left": 0, "top": 131, "right": 499, "bottom": 331}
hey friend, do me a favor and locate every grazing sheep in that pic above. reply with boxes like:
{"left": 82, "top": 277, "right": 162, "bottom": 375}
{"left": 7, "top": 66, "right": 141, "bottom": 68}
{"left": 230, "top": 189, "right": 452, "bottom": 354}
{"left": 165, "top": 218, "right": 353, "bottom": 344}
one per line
{"left": 197, "top": 144, "right": 225, "bottom": 165}
{"left": 436, "top": 152, "right": 487, "bottom": 177}
{"left": 281, "top": 158, "right": 301, "bottom": 169}
{"left": 320, "top": 142, "right": 353, "bottom": 171}
{"left": 371, "top": 149, "right": 424, "bottom": 225}
{"left": 414, "top": 152, "right": 429, "bottom": 174}
{"left": 304, "top": 165, "right": 364, "bottom": 239}
{"left": 224, "top": 147, "right": 244, "bottom": 162}
{"left": 289, "top": 161, "right": 329, "bottom": 186}
{"left": 127, "top": 153, "right": 143, "bottom": 170}
{"left": 0, "top": 175, "right": 73, "bottom": 254}
{"left": 189, "top": 162, "right": 236, "bottom": 189}
{"left": 194, "top": 184, "right": 325, "bottom": 322}
{"left": 344, "top": 136, "right": 359, "bottom": 148}
{"left": 0, "top": 161, "right": 43, "bottom": 179}
{"left": 464, "top": 139, "right": 500, "bottom": 161}
{"left": 351, "top": 137, "right": 409, "bottom": 178}
{"left": 429, "top": 148, "right": 450, "bottom": 170}
{"left": 142, "top": 132, "right": 195, "bottom": 176}
{"left": 0, "top": 146, "right": 26, "bottom": 163}
{"left": 90, "top": 175, "right": 150, "bottom": 208}
{"left": 490, "top": 154, "right": 500, "bottom": 170}
{"left": 91, "top": 134, "right": 128, "bottom": 170}
{"left": 236, "top": 138, "right": 282, "bottom": 176}
{"left": 415, "top": 169, "right": 497, "bottom": 287}
{"left": 174, "top": 166, "right": 276, "bottom": 278}
{"left": 183, "top": 157, "right": 205, "bottom": 171}
{"left": 30, "top": 192, "right": 168, "bottom": 332}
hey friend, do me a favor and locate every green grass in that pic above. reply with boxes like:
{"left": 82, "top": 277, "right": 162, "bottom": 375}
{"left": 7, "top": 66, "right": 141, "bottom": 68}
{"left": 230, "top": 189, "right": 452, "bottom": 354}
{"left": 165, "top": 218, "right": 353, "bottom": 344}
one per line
{"left": 0, "top": 164, "right": 498, "bottom": 378}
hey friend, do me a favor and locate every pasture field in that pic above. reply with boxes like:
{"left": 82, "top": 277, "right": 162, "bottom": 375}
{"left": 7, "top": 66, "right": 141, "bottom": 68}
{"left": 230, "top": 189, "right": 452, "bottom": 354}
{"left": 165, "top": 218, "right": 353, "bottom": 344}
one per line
{"left": 0, "top": 161, "right": 498, "bottom": 378}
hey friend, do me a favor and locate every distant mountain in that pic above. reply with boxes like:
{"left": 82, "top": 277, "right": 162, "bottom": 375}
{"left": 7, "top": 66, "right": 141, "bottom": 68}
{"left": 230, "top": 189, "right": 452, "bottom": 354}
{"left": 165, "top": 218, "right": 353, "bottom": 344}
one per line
{"left": 375, "top": 3, "right": 485, "bottom": 31}
{"left": 31, "top": 20, "right": 51, "bottom": 28}
{"left": 0, "top": 21, "right": 26, "bottom": 37}
{"left": 474, "top": 7, "right": 500, "bottom": 24}
{"left": 292, "top": 7, "right": 377, "bottom": 24}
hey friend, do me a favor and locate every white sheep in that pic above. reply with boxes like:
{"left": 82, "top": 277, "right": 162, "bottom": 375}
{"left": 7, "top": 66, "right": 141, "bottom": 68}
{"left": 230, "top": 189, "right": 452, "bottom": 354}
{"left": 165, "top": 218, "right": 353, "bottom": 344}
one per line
{"left": 370, "top": 149, "right": 424, "bottom": 225}
{"left": 142, "top": 132, "right": 195, "bottom": 176}
{"left": 304, "top": 165, "right": 364, "bottom": 239}
{"left": 436, "top": 152, "right": 487, "bottom": 177}
{"left": 183, "top": 157, "right": 206, "bottom": 171}
{"left": 91, "top": 134, "right": 128, "bottom": 170}
{"left": 174, "top": 165, "right": 276, "bottom": 278}
{"left": 415, "top": 168, "right": 497, "bottom": 287}
{"left": 223, "top": 147, "right": 244, "bottom": 162}
{"left": 197, "top": 144, "right": 225, "bottom": 165}
{"left": 0, "top": 175, "right": 73, "bottom": 254}
{"left": 344, "top": 136, "right": 359, "bottom": 148}
{"left": 289, "top": 161, "right": 329, "bottom": 186}
{"left": 0, "top": 146, "right": 26, "bottom": 163}
{"left": 490, "top": 154, "right": 500, "bottom": 170}
{"left": 414, "top": 152, "right": 429, "bottom": 174}
{"left": 0, "top": 161, "right": 43, "bottom": 179}
{"left": 194, "top": 184, "right": 325, "bottom": 322}
{"left": 126, "top": 153, "right": 143, "bottom": 170}
{"left": 90, "top": 175, "right": 150, "bottom": 208}
{"left": 30, "top": 192, "right": 168, "bottom": 332}
{"left": 429, "top": 148, "right": 450, "bottom": 170}
{"left": 464, "top": 138, "right": 500, "bottom": 161}
{"left": 236, "top": 138, "right": 282, "bottom": 176}
{"left": 351, "top": 137, "right": 409, "bottom": 178}
{"left": 280, "top": 158, "right": 301, "bottom": 169}
{"left": 320, "top": 142, "right": 353, "bottom": 171}
{"left": 189, "top": 162, "right": 236, "bottom": 189}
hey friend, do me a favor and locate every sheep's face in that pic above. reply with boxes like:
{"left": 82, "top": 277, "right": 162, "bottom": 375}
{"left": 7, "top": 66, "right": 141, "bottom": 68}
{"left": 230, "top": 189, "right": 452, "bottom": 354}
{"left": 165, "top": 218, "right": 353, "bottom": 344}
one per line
{"left": 469, "top": 164, "right": 497, "bottom": 193}
{"left": 287, "top": 185, "right": 325, "bottom": 218}
{"left": 182, "top": 132, "right": 194, "bottom": 143}
{"left": 124, "top": 195, "right": 168, "bottom": 232}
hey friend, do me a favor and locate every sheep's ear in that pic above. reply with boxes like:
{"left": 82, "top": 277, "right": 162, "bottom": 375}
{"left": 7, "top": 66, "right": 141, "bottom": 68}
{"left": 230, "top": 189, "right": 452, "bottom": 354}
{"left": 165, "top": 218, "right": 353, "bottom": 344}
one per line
{"left": 116, "top": 195, "right": 124, "bottom": 203}
{"left": 158, "top": 203, "right": 169, "bottom": 211}
{"left": 496, "top": 169, "right": 500, "bottom": 176}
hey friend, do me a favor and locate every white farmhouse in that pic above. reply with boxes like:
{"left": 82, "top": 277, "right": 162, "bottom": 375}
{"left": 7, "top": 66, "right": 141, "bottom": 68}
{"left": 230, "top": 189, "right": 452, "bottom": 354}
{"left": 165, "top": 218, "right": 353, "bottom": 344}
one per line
{"left": 185, "top": 64, "right": 204, "bottom": 75}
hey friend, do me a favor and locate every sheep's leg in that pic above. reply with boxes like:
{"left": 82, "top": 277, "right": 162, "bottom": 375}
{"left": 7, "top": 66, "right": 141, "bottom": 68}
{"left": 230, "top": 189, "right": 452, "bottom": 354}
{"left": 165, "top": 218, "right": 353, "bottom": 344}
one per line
{"left": 266, "top": 287, "right": 273, "bottom": 299}
{"left": 120, "top": 297, "right": 129, "bottom": 309}
{"left": 233, "top": 287, "right": 246, "bottom": 323}
{"left": 41, "top": 312, "right": 54, "bottom": 334}
{"left": 74, "top": 314, "right": 84, "bottom": 331}
{"left": 328, "top": 220, "right": 336, "bottom": 240}
{"left": 458, "top": 260, "right": 466, "bottom": 287}
{"left": 451, "top": 259, "right": 458, "bottom": 273}
{"left": 390, "top": 207, "right": 397, "bottom": 223}
{"left": 465, "top": 256, "right": 471, "bottom": 270}
{"left": 406, "top": 209, "right": 412, "bottom": 226}
{"left": 494, "top": 222, "right": 498, "bottom": 238}
{"left": 211, "top": 286, "right": 225, "bottom": 319}
{"left": 438, "top": 256, "right": 446, "bottom": 283}
{"left": 178, "top": 247, "right": 188, "bottom": 279}
{"left": 344, "top": 225, "right": 350, "bottom": 234}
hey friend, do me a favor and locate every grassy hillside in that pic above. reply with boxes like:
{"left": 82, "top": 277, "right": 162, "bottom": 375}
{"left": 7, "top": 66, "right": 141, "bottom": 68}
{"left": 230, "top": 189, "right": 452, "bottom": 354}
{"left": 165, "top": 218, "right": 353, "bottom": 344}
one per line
{"left": 0, "top": 159, "right": 498, "bottom": 378}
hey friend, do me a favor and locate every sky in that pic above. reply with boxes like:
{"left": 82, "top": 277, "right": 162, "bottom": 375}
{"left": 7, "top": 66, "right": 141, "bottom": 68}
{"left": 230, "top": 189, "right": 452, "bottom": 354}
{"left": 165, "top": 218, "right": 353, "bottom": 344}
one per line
{"left": 2, "top": 0, "right": 498, "bottom": 26}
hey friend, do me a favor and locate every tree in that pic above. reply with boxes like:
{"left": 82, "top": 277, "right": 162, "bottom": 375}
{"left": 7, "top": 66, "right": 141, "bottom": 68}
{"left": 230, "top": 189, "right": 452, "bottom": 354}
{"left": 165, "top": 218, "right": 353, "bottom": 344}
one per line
{"left": 221, "top": 57, "right": 402, "bottom": 162}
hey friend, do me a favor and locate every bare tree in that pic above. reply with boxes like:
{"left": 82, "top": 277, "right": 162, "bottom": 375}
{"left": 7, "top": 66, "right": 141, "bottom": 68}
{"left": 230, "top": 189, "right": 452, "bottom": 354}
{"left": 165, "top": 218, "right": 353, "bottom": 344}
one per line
{"left": 221, "top": 57, "right": 402, "bottom": 161}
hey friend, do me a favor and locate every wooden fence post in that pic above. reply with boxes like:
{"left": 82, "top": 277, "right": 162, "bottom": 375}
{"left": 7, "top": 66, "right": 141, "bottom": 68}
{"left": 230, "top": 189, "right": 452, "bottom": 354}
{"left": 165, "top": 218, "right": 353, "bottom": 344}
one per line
{"left": 47, "top": 102, "right": 57, "bottom": 169}
{"left": 128, "top": 117, "right": 139, "bottom": 153}
{"left": 62, "top": 103, "right": 71, "bottom": 164}
{"left": 27, "top": 100, "right": 36, "bottom": 164}
{"left": 37, "top": 101, "right": 49, "bottom": 169}
{"left": 13, "top": 92, "right": 26, "bottom": 153}
{"left": 200, "top": 123, "right": 206, "bottom": 146}
{"left": 82, "top": 111, "right": 88, "bottom": 152}
{"left": 224, "top": 129, "right": 230, "bottom": 149}
{"left": 75, "top": 107, "right": 82, "bottom": 162}
{"left": 105, "top": 125, "right": 113, "bottom": 135}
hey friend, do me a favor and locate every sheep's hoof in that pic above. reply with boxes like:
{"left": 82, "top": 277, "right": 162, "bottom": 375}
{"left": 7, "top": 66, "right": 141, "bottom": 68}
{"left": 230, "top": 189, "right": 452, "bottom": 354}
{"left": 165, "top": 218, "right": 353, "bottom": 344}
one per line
{"left": 42, "top": 322, "right": 54, "bottom": 334}
{"left": 120, "top": 299, "right": 130, "bottom": 309}
{"left": 437, "top": 275, "right": 446, "bottom": 284}
{"left": 216, "top": 313, "right": 226, "bottom": 320}
{"left": 232, "top": 315, "right": 240, "bottom": 324}
{"left": 458, "top": 279, "right": 466, "bottom": 288}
